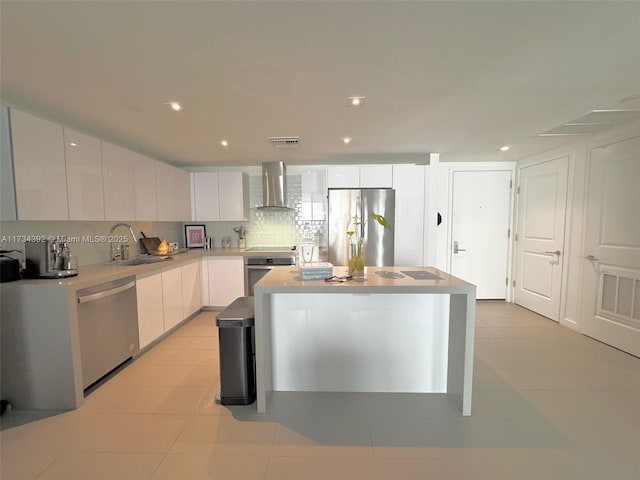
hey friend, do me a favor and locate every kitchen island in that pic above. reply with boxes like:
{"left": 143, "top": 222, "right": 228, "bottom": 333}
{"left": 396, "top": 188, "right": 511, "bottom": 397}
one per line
{"left": 253, "top": 266, "right": 476, "bottom": 416}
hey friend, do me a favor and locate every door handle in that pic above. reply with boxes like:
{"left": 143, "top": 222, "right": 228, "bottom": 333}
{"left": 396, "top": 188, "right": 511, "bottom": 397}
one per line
{"left": 544, "top": 250, "right": 561, "bottom": 256}
{"left": 585, "top": 254, "right": 599, "bottom": 261}
{"left": 453, "top": 241, "right": 466, "bottom": 254}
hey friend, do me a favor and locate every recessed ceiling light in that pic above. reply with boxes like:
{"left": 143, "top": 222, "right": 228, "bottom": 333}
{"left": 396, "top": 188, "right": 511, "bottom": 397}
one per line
{"left": 69, "top": 142, "right": 77, "bottom": 147}
{"left": 347, "top": 96, "right": 365, "bottom": 106}
{"left": 220, "top": 140, "right": 229, "bottom": 147}
{"left": 500, "top": 145, "right": 510, "bottom": 152}
{"left": 165, "top": 101, "right": 182, "bottom": 111}
{"left": 342, "top": 137, "right": 352, "bottom": 144}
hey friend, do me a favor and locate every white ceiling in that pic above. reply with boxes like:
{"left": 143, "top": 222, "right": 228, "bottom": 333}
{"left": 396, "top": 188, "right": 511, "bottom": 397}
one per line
{"left": 2, "top": 1, "right": 640, "bottom": 167}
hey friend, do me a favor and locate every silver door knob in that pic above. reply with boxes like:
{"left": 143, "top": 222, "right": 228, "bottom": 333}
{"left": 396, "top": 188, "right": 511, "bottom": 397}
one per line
{"left": 453, "top": 241, "right": 466, "bottom": 254}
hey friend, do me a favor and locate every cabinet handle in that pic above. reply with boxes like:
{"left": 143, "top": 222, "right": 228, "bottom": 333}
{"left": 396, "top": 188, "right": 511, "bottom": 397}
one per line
{"left": 544, "top": 250, "right": 561, "bottom": 256}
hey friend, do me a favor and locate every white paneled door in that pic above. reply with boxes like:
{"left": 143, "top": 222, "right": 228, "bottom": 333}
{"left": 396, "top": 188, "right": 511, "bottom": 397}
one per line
{"left": 514, "top": 157, "right": 568, "bottom": 321}
{"left": 450, "top": 170, "right": 512, "bottom": 299}
{"left": 581, "top": 135, "right": 640, "bottom": 357}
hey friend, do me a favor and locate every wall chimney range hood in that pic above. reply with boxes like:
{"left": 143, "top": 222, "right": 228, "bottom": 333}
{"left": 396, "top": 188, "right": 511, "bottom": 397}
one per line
{"left": 259, "top": 161, "right": 290, "bottom": 209}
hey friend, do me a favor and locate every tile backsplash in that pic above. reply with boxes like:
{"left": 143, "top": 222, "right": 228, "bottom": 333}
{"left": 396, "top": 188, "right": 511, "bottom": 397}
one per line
{"left": 0, "top": 220, "right": 183, "bottom": 266}
{"left": 201, "top": 173, "right": 327, "bottom": 250}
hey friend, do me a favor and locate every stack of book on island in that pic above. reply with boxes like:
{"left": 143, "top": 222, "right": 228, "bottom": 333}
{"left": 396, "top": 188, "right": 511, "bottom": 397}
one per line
{"left": 300, "top": 262, "right": 333, "bottom": 280}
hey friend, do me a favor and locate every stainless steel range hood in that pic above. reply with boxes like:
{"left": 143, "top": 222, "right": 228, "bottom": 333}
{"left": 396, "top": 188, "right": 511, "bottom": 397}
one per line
{"left": 259, "top": 161, "right": 289, "bottom": 209}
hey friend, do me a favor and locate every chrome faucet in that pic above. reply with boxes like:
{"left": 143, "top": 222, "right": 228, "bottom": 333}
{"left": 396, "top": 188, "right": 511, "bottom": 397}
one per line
{"left": 109, "top": 223, "right": 138, "bottom": 261}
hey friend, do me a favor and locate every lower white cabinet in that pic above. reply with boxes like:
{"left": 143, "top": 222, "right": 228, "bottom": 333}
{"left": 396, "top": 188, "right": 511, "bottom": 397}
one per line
{"left": 162, "top": 266, "right": 184, "bottom": 331}
{"left": 181, "top": 260, "right": 202, "bottom": 319}
{"left": 136, "top": 272, "right": 165, "bottom": 349}
{"left": 207, "top": 256, "right": 244, "bottom": 307}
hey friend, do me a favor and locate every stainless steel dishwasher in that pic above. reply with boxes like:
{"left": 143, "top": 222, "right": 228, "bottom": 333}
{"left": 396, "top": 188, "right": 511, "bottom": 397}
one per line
{"left": 76, "top": 276, "right": 139, "bottom": 390}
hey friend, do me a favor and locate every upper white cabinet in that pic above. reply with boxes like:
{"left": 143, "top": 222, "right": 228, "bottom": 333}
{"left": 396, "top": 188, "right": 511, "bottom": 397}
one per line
{"left": 0, "top": 107, "right": 16, "bottom": 221}
{"left": 192, "top": 172, "right": 220, "bottom": 221}
{"left": 393, "top": 165, "right": 426, "bottom": 266}
{"left": 102, "top": 141, "right": 135, "bottom": 221}
{"left": 360, "top": 165, "right": 393, "bottom": 188}
{"left": 10, "top": 108, "right": 69, "bottom": 220}
{"left": 327, "top": 164, "right": 393, "bottom": 188}
{"left": 218, "top": 172, "right": 249, "bottom": 221}
{"left": 289, "top": 166, "right": 327, "bottom": 221}
{"left": 327, "top": 165, "right": 359, "bottom": 188}
{"left": 192, "top": 171, "right": 248, "bottom": 222}
{"left": 132, "top": 153, "right": 158, "bottom": 221}
{"left": 156, "top": 162, "right": 191, "bottom": 221}
{"left": 64, "top": 128, "right": 105, "bottom": 220}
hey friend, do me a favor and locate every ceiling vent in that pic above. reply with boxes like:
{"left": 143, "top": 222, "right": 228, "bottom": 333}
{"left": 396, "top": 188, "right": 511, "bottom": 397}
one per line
{"left": 538, "top": 109, "right": 640, "bottom": 136}
{"left": 269, "top": 136, "right": 300, "bottom": 148}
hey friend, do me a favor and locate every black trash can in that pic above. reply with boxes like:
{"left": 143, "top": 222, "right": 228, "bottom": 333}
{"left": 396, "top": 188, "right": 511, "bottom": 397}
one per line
{"left": 215, "top": 296, "right": 256, "bottom": 405}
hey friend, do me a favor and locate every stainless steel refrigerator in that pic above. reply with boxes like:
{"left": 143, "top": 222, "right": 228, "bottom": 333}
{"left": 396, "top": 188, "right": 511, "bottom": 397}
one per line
{"left": 328, "top": 188, "right": 395, "bottom": 267}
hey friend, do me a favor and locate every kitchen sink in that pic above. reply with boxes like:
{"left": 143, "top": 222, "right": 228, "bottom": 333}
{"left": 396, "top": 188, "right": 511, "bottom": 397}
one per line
{"left": 115, "top": 256, "right": 173, "bottom": 266}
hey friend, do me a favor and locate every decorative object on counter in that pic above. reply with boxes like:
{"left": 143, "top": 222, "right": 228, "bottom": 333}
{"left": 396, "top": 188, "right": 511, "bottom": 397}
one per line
{"left": 204, "top": 236, "right": 213, "bottom": 250}
{"left": 300, "top": 243, "right": 316, "bottom": 264}
{"left": 347, "top": 212, "right": 391, "bottom": 277}
{"left": 157, "top": 240, "right": 170, "bottom": 255}
{"left": 169, "top": 242, "right": 178, "bottom": 254}
{"left": 300, "top": 262, "right": 333, "bottom": 280}
{"left": 233, "top": 225, "right": 247, "bottom": 248}
{"left": 221, "top": 237, "right": 232, "bottom": 248}
{"left": 185, "top": 224, "right": 206, "bottom": 249}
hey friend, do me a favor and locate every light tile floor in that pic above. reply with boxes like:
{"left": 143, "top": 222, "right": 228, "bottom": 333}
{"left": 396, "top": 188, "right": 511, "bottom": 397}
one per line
{"left": 2, "top": 302, "right": 640, "bottom": 479}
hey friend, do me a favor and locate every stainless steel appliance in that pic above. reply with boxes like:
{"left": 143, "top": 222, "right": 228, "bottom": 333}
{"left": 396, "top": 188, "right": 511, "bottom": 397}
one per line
{"left": 24, "top": 239, "right": 78, "bottom": 278}
{"left": 258, "top": 161, "right": 291, "bottom": 210}
{"left": 328, "top": 188, "right": 395, "bottom": 267}
{"left": 76, "top": 276, "right": 139, "bottom": 390}
{"left": 244, "top": 254, "right": 297, "bottom": 296}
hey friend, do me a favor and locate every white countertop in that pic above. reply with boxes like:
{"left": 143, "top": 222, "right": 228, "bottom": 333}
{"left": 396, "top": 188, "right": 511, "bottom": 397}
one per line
{"left": 8, "top": 247, "right": 298, "bottom": 292}
{"left": 255, "top": 265, "right": 475, "bottom": 294}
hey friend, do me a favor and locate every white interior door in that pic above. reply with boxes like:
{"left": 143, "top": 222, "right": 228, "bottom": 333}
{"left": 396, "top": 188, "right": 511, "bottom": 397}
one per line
{"left": 581, "top": 135, "right": 640, "bottom": 357}
{"left": 450, "top": 170, "right": 512, "bottom": 299}
{"left": 514, "top": 157, "right": 568, "bottom": 321}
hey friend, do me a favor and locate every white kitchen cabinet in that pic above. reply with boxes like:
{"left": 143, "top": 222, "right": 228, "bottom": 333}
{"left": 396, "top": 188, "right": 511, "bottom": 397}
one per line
{"left": 192, "top": 172, "right": 220, "bottom": 221}
{"left": 218, "top": 172, "right": 249, "bottom": 221}
{"left": 327, "top": 165, "right": 359, "bottom": 188}
{"left": 393, "top": 165, "right": 426, "bottom": 266}
{"left": 133, "top": 153, "right": 158, "bottom": 221}
{"left": 102, "top": 141, "right": 135, "bottom": 221}
{"left": 10, "top": 108, "right": 69, "bottom": 220}
{"left": 136, "top": 272, "right": 165, "bottom": 348}
{"left": 162, "top": 265, "right": 183, "bottom": 331}
{"left": 200, "top": 257, "right": 210, "bottom": 306}
{"left": 156, "top": 162, "right": 191, "bottom": 221}
{"left": 64, "top": 128, "right": 105, "bottom": 220}
{"left": 360, "top": 164, "right": 393, "bottom": 188}
{"left": 207, "top": 256, "right": 244, "bottom": 307}
{"left": 181, "top": 259, "right": 202, "bottom": 319}
{"left": 290, "top": 166, "right": 327, "bottom": 221}
{"left": 327, "top": 164, "right": 392, "bottom": 188}
{"left": 0, "top": 107, "right": 16, "bottom": 221}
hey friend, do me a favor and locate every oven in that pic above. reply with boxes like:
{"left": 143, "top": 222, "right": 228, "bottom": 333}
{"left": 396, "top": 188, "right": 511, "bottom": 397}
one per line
{"left": 244, "top": 255, "right": 297, "bottom": 296}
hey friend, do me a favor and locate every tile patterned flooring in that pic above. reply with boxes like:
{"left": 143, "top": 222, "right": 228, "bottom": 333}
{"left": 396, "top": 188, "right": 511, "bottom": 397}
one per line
{"left": 1, "top": 301, "right": 639, "bottom": 479}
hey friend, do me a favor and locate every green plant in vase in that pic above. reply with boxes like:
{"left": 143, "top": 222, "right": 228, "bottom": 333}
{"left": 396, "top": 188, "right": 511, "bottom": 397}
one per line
{"left": 346, "top": 212, "right": 391, "bottom": 276}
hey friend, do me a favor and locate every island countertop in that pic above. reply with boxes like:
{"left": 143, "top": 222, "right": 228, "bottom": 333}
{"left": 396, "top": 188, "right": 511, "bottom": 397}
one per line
{"left": 254, "top": 265, "right": 475, "bottom": 294}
